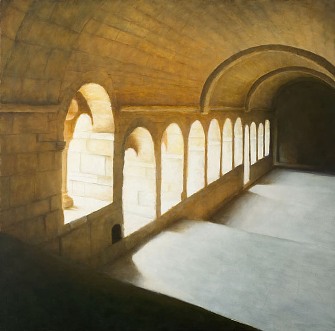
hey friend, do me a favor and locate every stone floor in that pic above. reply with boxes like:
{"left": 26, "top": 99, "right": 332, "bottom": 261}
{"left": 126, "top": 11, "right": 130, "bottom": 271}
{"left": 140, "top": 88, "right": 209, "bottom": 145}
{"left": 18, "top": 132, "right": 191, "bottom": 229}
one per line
{"left": 104, "top": 169, "right": 335, "bottom": 331}
{"left": 213, "top": 168, "right": 335, "bottom": 247}
{"left": 63, "top": 196, "right": 110, "bottom": 224}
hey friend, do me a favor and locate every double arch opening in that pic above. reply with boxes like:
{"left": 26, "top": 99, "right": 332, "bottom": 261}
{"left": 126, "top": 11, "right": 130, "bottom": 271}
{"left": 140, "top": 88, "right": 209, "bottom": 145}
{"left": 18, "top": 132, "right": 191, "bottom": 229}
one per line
{"left": 62, "top": 83, "right": 115, "bottom": 223}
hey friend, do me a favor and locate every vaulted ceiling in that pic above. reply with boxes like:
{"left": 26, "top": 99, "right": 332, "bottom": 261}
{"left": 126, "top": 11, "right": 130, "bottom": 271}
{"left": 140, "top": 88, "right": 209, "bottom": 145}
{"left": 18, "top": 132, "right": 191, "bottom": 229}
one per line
{"left": 1, "top": 0, "right": 335, "bottom": 109}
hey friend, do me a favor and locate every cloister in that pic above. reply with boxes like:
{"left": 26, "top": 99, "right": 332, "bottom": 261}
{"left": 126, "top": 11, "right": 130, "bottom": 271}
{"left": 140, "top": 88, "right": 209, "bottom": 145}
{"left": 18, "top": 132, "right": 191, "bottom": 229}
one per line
{"left": 1, "top": 1, "right": 335, "bottom": 330}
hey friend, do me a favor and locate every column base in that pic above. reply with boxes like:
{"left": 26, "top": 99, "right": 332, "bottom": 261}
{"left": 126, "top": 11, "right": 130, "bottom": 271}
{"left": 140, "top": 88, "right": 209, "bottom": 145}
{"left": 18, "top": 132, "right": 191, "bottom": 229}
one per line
{"left": 62, "top": 193, "right": 74, "bottom": 209}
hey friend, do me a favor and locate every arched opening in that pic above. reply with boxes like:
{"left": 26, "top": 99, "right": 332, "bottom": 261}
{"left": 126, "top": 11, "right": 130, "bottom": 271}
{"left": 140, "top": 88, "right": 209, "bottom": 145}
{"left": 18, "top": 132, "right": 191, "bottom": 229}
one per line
{"left": 234, "top": 118, "right": 243, "bottom": 167}
{"left": 258, "top": 123, "right": 264, "bottom": 160}
{"left": 265, "top": 120, "right": 270, "bottom": 156}
{"left": 200, "top": 45, "right": 335, "bottom": 113}
{"left": 250, "top": 122, "right": 257, "bottom": 165}
{"left": 207, "top": 119, "right": 221, "bottom": 184}
{"left": 187, "top": 121, "right": 205, "bottom": 196}
{"left": 276, "top": 79, "right": 335, "bottom": 171}
{"left": 123, "top": 127, "right": 156, "bottom": 236}
{"left": 62, "top": 83, "right": 114, "bottom": 224}
{"left": 244, "top": 125, "right": 250, "bottom": 184}
{"left": 222, "top": 119, "right": 233, "bottom": 174}
{"left": 161, "top": 124, "right": 184, "bottom": 214}
{"left": 111, "top": 224, "right": 122, "bottom": 244}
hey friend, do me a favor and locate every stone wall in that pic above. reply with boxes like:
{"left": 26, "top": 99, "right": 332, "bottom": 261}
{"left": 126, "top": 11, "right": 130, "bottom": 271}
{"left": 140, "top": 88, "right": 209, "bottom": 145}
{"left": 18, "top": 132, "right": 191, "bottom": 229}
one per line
{"left": 0, "top": 110, "right": 62, "bottom": 244}
{"left": 68, "top": 131, "right": 114, "bottom": 201}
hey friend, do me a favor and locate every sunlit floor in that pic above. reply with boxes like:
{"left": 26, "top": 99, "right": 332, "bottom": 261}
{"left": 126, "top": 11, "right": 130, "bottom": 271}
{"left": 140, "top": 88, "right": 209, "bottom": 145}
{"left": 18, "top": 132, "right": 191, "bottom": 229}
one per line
{"left": 63, "top": 196, "right": 110, "bottom": 224}
{"left": 104, "top": 169, "right": 335, "bottom": 331}
{"left": 213, "top": 168, "right": 335, "bottom": 247}
{"left": 123, "top": 212, "right": 153, "bottom": 236}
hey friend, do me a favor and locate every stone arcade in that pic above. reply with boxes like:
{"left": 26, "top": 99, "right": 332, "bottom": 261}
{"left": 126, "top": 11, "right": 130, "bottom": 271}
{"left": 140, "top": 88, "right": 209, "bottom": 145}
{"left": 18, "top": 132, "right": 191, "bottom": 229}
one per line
{"left": 1, "top": 1, "right": 335, "bottom": 330}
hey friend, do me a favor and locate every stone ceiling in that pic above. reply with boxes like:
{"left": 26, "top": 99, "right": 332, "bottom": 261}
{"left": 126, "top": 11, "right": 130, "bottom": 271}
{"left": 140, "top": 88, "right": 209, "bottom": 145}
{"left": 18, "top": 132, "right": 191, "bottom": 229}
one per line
{"left": 1, "top": 0, "right": 334, "bottom": 109}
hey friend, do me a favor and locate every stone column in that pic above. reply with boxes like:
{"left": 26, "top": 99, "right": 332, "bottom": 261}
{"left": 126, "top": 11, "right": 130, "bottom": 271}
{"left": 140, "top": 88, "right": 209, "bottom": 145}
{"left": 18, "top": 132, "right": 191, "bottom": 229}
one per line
{"left": 62, "top": 120, "right": 74, "bottom": 209}
{"left": 62, "top": 141, "right": 74, "bottom": 208}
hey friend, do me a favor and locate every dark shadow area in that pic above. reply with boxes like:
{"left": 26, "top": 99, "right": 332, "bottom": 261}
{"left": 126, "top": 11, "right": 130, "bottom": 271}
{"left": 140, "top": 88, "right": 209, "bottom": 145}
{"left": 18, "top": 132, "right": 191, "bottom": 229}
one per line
{"left": 104, "top": 255, "right": 144, "bottom": 285}
{"left": 0, "top": 233, "right": 257, "bottom": 331}
{"left": 112, "top": 224, "right": 122, "bottom": 244}
{"left": 276, "top": 79, "right": 335, "bottom": 172}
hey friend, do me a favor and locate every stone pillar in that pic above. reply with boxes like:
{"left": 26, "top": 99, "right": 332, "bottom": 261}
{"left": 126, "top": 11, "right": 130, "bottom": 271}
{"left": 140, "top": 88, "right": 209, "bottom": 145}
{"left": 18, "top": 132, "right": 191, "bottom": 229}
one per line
{"left": 155, "top": 139, "right": 161, "bottom": 218}
{"left": 204, "top": 131, "right": 208, "bottom": 187}
{"left": 62, "top": 120, "right": 74, "bottom": 209}
{"left": 182, "top": 129, "right": 188, "bottom": 200}
{"left": 62, "top": 141, "right": 74, "bottom": 209}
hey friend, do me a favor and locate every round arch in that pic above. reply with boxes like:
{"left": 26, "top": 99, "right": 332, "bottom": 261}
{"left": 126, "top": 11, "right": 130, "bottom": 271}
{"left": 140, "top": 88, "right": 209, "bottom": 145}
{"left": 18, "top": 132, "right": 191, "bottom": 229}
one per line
{"left": 200, "top": 45, "right": 335, "bottom": 113}
{"left": 58, "top": 71, "right": 117, "bottom": 130}
{"left": 246, "top": 67, "right": 335, "bottom": 111}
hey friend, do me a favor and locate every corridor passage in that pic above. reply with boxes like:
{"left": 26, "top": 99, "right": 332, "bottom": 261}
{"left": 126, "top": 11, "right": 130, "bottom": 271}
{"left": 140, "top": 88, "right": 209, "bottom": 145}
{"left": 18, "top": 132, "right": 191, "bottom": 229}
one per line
{"left": 104, "top": 169, "right": 335, "bottom": 331}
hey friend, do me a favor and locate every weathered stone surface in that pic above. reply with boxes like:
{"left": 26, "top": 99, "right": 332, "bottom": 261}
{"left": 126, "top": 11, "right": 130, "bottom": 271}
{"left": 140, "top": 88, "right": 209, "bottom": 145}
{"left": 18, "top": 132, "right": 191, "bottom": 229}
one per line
{"left": 35, "top": 170, "right": 61, "bottom": 199}
{"left": 13, "top": 113, "right": 49, "bottom": 134}
{"left": 25, "top": 216, "right": 46, "bottom": 244}
{"left": 3, "top": 220, "right": 26, "bottom": 240}
{"left": 10, "top": 175, "right": 35, "bottom": 207}
{"left": 3, "top": 134, "right": 37, "bottom": 153}
{"left": 61, "top": 224, "right": 91, "bottom": 262}
{"left": 0, "top": 114, "right": 13, "bottom": 134}
{"left": 85, "top": 183, "right": 112, "bottom": 201}
{"left": 17, "top": 153, "right": 38, "bottom": 174}
{"left": 50, "top": 194, "right": 62, "bottom": 211}
{"left": 45, "top": 210, "right": 63, "bottom": 237}
{"left": 90, "top": 217, "right": 111, "bottom": 256}
{"left": 80, "top": 154, "right": 105, "bottom": 176}
{"left": 0, "top": 154, "right": 17, "bottom": 176}
{"left": 29, "top": 199, "right": 50, "bottom": 218}
{"left": 0, "top": 205, "right": 26, "bottom": 228}
{"left": 38, "top": 152, "right": 56, "bottom": 171}
{"left": 86, "top": 138, "right": 114, "bottom": 156}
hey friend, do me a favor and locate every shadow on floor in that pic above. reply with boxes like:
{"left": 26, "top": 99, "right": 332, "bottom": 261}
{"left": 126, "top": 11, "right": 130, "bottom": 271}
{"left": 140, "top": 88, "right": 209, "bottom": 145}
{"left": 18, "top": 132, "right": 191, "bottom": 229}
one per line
{"left": 0, "top": 233, "right": 257, "bottom": 331}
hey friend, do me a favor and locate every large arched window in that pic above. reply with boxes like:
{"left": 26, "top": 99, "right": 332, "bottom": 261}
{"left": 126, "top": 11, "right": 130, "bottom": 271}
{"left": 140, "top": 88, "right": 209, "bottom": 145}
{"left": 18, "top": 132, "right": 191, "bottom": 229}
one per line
{"left": 244, "top": 125, "right": 250, "bottom": 185}
{"left": 234, "top": 118, "right": 243, "bottom": 166}
{"left": 265, "top": 120, "right": 270, "bottom": 156}
{"left": 187, "top": 121, "right": 205, "bottom": 196}
{"left": 207, "top": 119, "right": 221, "bottom": 184}
{"left": 258, "top": 123, "right": 264, "bottom": 159}
{"left": 63, "top": 83, "right": 114, "bottom": 224}
{"left": 161, "top": 124, "right": 184, "bottom": 214}
{"left": 222, "top": 119, "right": 233, "bottom": 174}
{"left": 250, "top": 122, "right": 257, "bottom": 165}
{"left": 123, "top": 127, "right": 156, "bottom": 236}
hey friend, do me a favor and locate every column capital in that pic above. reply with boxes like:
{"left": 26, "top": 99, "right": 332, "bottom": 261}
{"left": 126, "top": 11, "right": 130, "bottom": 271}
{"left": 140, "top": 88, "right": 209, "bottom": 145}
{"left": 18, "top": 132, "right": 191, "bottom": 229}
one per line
{"left": 56, "top": 141, "right": 67, "bottom": 151}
